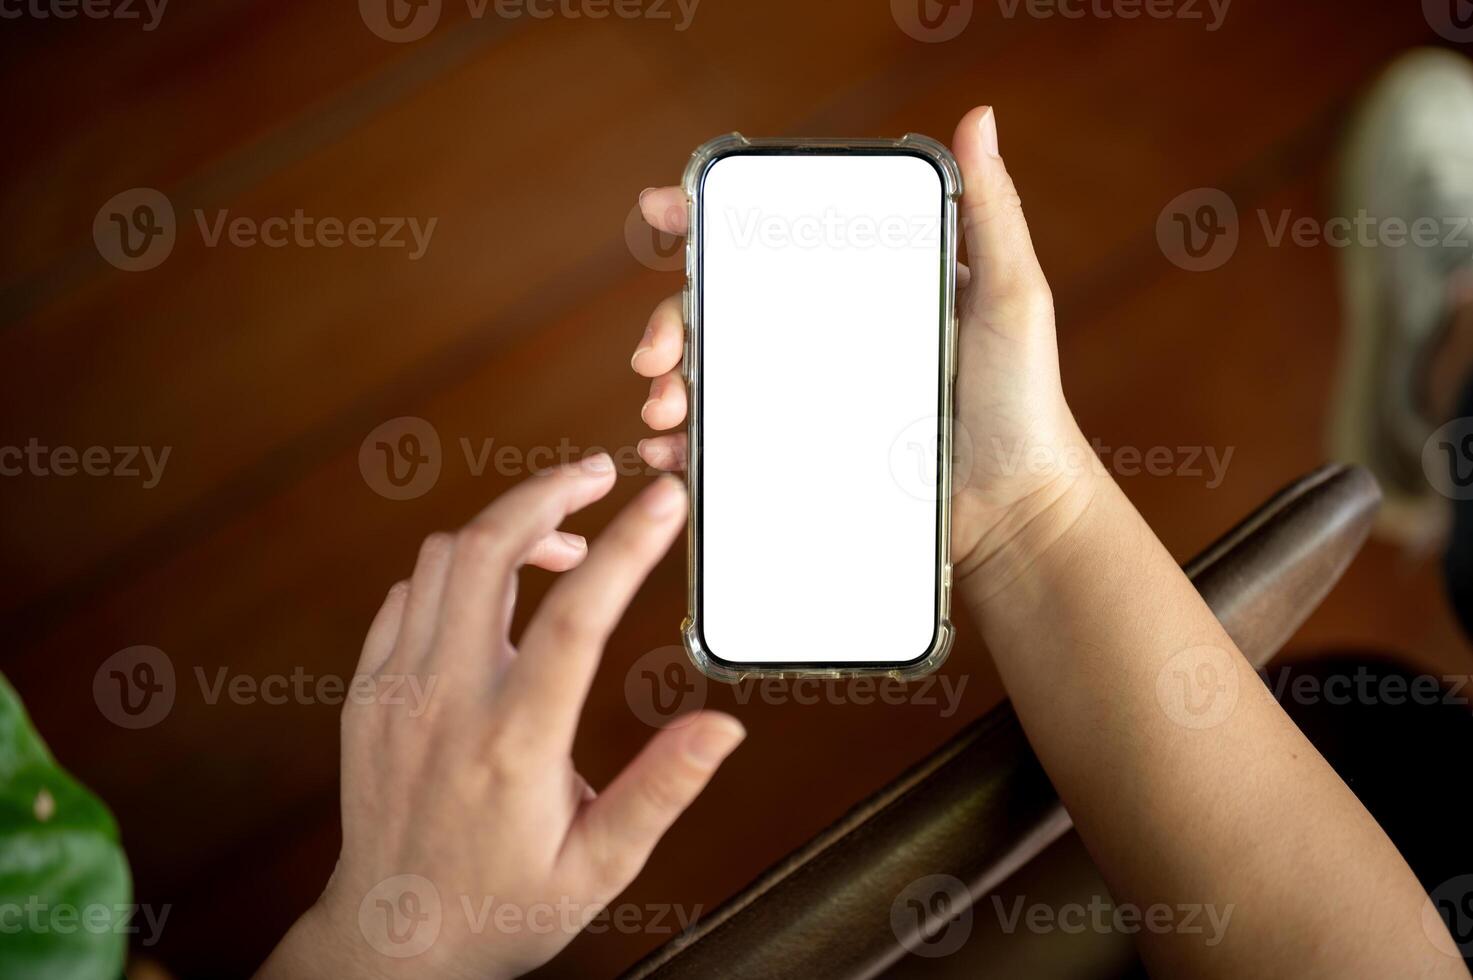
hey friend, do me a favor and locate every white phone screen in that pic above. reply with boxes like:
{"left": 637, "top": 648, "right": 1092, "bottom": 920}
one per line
{"left": 696, "top": 152, "right": 947, "bottom": 666}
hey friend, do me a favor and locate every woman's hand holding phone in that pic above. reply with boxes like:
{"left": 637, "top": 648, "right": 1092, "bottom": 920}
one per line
{"left": 631, "top": 106, "right": 1101, "bottom": 604}
{"left": 631, "top": 108, "right": 1466, "bottom": 977}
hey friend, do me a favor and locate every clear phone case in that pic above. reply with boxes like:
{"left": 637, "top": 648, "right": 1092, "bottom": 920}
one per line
{"left": 679, "top": 133, "right": 962, "bottom": 684}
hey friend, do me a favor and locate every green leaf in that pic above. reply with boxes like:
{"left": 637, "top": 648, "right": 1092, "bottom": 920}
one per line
{"left": 0, "top": 673, "right": 130, "bottom": 980}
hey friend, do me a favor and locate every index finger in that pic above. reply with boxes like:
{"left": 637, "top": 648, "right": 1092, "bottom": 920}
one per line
{"left": 639, "top": 187, "right": 688, "bottom": 237}
{"left": 497, "top": 475, "right": 688, "bottom": 755}
{"left": 428, "top": 455, "right": 619, "bottom": 680}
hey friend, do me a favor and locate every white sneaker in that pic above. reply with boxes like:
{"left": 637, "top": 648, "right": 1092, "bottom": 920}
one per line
{"left": 1333, "top": 48, "right": 1473, "bottom": 545}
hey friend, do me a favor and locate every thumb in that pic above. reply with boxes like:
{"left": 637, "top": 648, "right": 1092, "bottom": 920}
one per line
{"left": 952, "top": 106, "right": 1054, "bottom": 334}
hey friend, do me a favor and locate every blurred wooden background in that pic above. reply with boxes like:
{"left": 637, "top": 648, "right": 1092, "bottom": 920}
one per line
{"left": 0, "top": 0, "right": 1468, "bottom": 975}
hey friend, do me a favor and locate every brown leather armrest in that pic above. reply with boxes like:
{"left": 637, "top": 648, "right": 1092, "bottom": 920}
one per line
{"left": 621, "top": 464, "right": 1381, "bottom": 980}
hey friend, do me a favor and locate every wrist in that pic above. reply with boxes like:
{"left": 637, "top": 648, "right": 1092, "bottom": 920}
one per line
{"left": 258, "top": 899, "right": 395, "bottom": 980}
{"left": 952, "top": 433, "right": 1110, "bottom": 606}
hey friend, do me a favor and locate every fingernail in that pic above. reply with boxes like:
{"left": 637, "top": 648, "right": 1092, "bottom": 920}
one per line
{"left": 979, "top": 106, "right": 1000, "bottom": 158}
{"left": 643, "top": 474, "right": 685, "bottom": 518}
{"left": 631, "top": 345, "right": 653, "bottom": 371}
{"left": 557, "top": 531, "right": 588, "bottom": 551}
{"left": 686, "top": 717, "right": 746, "bottom": 765}
{"left": 639, "top": 187, "right": 657, "bottom": 205}
{"left": 640, "top": 398, "right": 657, "bottom": 425}
{"left": 582, "top": 453, "right": 614, "bottom": 474}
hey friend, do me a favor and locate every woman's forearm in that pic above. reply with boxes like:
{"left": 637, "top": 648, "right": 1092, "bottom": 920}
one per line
{"left": 960, "top": 450, "right": 1464, "bottom": 977}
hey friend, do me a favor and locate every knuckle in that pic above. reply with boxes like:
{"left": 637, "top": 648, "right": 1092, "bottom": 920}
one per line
{"left": 587, "top": 837, "right": 641, "bottom": 892}
{"left": 418, "top": 531, "right": 454, "bottom": 564}
{"left": 1015, "top": 277, "right": 1054, "bottom": 320}
{"left": 457, "top": 521, "right": 510, "bottom": 563}
{"left": 483, "top": 742, "right": 528, "bottom": 785}
{"left": 540, "top": 604, "right": 596, "bottom": 649}
{"left": 637, "top": 768, "right": 694, "bottom": 817}
{"left": 967, "top": 268, "right": 1053, "bottom": 326}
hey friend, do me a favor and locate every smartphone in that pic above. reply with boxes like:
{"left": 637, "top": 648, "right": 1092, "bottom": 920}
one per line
{"left": 680, "top": 134, "right": 961, "bottom": 681}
